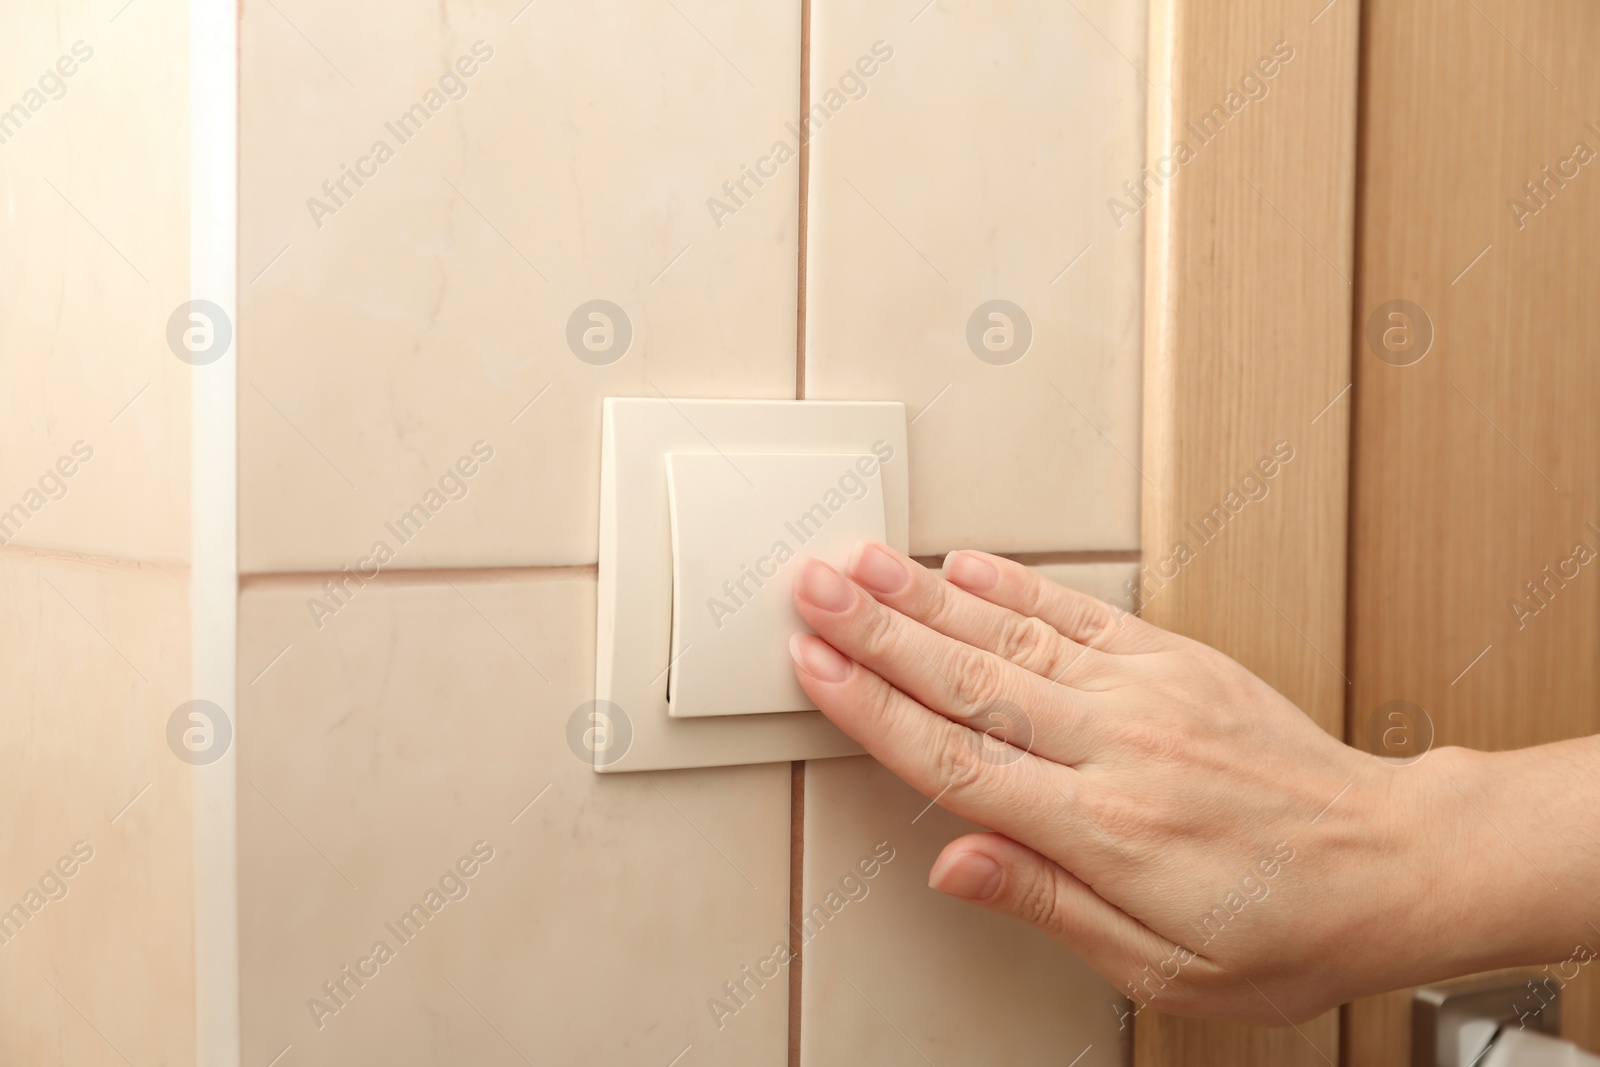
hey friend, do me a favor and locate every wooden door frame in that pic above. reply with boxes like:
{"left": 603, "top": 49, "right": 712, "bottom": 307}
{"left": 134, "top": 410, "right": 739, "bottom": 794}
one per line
{"left": 1136, "top": 0, "right": 1360, "bottom": 1064}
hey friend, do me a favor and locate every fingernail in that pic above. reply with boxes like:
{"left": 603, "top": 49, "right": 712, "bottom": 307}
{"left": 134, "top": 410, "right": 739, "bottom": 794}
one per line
{"left": 795, "top": 558, "right": 855, "bottom": 612}
{"left": 944, "top": 551, "right": 999, "bottom": 592}
{"left": 928, "top": 851, "right": 1003, "bottom": 901}
{"left": 789, "top": 633, "right": 852, "bottom": 683}
{"left": 850, "top": 542, "right": 909, "bottom": 595}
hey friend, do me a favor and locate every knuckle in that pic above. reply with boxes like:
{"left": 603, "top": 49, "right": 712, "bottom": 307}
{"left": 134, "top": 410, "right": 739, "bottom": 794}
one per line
{"left": 934, "top": 727, "right": 989, "bottom": 796}
{"left": 1013, "top": 868, "right": 1063, "bottom": 932}
{"left": 1011, "top": 569, "right": 1051, "bottom": 618}
{"left": 1014, "top": 572, "right": 1119, "bottom": 648}
{"left": 923, "top": 581, "right": 970, "bottom": 634}
{"left": 946, "top": 645, "right": 1006, "bottom": 716}
{"left": 854, "top": 601, "right": 902, "bottom": 661}
{"left": 859, "top": 676, "right": 902, "bottom": 726}
{"left": 996, "top": 613, "right": 1059, "bottom": 674}
{"left": 1063, "top": 596, "right": 1116, "bottom": 647}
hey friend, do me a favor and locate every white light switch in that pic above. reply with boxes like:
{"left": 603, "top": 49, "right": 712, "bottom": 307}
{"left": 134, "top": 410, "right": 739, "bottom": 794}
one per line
{"left": 596, "top": 397, "right": 909, "bottom": 772}
{"left": 666, "top": 451, "right": 889, "bottom": 717}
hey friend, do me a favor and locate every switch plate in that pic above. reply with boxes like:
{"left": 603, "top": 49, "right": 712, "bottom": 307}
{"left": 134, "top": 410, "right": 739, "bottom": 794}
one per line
{"left": 666, "top": 451, "right": 889, "bottom": 717}
{"left": 596, "top": 397, "right": 909, "bottom": 772}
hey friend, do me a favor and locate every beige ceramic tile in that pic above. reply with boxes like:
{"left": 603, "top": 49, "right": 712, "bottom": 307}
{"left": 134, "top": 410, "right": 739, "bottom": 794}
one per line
{"left": 800, "top": 757, "right": 1128, "bottom": 1067}
{"left": 798, "top": 563, "right": 1137, "bottom": 1066}
{"left": 805, "top": 0, "right": 1146, "bottom": 555}
{"left": 238, "top": 0, "right": 802, "bottom": 573}
{"left": 238, "top": 569, "right": 793, "bottom": 1065}
{"left": 0, "top": 4, "right": 190, "bottom": 563}
{"left": 0, "top": 550, "right": 194, "bottom": 1066}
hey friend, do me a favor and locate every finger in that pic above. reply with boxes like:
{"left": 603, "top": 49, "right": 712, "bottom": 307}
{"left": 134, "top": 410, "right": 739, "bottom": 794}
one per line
{"left": 928, "top": 833, "right": 1176, "bottom": 979}
{"left": 944, "top": 550, "right": 1179, "bottom": 654}
{"left": 846, "top": 541, "right": 1123, "bottom": 690}
{"left": 793, "top": 558, "right": 1105, "bottom": 764}
{"left": 789, "top": 632, "right": 1080, "bottom": 851}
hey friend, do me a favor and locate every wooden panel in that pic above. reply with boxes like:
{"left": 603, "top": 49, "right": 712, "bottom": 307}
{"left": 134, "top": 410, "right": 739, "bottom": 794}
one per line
{"left": 1135, "top": 0, "right": 1360, "bottom": 1064}
{"left": 1347, "top": 1, "right": 1600, "bottom": 1062}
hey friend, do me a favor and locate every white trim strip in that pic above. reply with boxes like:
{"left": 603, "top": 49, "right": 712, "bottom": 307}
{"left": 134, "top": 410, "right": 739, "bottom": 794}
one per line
{"left": 192, "top": 0, "right": 240, "bottom": 1062}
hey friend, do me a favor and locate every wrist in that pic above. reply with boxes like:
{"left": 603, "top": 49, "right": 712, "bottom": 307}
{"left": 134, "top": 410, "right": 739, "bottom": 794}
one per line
{"left": 1404, "top": 743, "right": 1597, "bottom": 982}
{"left": 1399, "top": 746, "right": 1512, "bottom": 981}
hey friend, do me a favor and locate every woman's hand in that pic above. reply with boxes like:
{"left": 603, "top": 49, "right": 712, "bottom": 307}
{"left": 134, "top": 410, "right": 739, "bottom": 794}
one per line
{"left": 785, "top": 543, "right": 1572, "bottom": 1025}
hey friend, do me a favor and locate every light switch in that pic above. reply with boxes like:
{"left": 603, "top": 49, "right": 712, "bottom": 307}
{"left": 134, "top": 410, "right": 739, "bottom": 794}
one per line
{"left": 596, "top": 397, "right": 909, "bottom": 772}
{"left": 666, "top": 451, "right": 889, "bottom": 717}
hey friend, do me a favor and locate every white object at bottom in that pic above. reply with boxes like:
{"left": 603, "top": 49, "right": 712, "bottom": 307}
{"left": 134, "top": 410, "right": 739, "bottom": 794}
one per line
{"left": 1481, "top": 1029, "right": 1600, "bottom": 1067}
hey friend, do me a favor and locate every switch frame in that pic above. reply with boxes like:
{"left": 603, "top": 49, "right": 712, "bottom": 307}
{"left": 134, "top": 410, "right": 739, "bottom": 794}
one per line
{"left": 594, "top": 397, "right": 909, "bottom": 773}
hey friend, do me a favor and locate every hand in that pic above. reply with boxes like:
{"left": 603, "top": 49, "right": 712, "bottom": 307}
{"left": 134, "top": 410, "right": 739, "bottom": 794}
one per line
{"left": 785, "top": 543, "right": 1550, "bottom": 1025}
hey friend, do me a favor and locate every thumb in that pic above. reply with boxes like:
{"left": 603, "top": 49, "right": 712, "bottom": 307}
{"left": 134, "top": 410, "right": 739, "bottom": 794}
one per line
{"left": 928, "top": 832, "right": 1165, "bottom": 969}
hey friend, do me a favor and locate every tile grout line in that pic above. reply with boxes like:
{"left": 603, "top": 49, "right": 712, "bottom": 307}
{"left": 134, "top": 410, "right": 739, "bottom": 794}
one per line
{"left": 787, "top": 760, "right": 806, "bottom": 1067}
{"left": 238, "top": 554, "right": 1140, "bottom": 589}
{"left": 794, "top": 0, "right": 812, "bottom": 403}
{"left": 791, "top": 2, "right": 811, "bottom": 1059}
{"left": 914, "top": 548, "right": 1142, "bottom": 568}
{"left": 236, "top": 563, "right": 598, "bottom": 589}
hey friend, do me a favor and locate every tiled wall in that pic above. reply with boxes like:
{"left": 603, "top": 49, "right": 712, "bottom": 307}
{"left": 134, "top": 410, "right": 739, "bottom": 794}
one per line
{"left": 0, "top": 6, "right": 191, "bottom": 566}
{"left": 237, "top": 571, "right": 794, "bottom": 1063}
{"left": 0, "top": 554, "right": 196, "bottom": 1066}
{"left": 234, "top": 0, "right": 1146, "bottom": 1062}
{"left": 805, "top": 0, "right": 1145, "bottom": 554}
{"left": 237, "top": 0, "right": 802, "bottom": 571}
{"left": 0, "top": 2, "right": 195, "bottom": 1064}
{"left": 8, "top": 0, "right": 1147, "bottom": 1063}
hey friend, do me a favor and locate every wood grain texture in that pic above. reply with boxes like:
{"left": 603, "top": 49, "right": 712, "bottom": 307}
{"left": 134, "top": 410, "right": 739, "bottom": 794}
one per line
{"left": 1347, "top": 0, "right": 1600, "bottom": 1061}
{"left": 1135, "top": 0, "right": 1360, "bottom": 1064}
